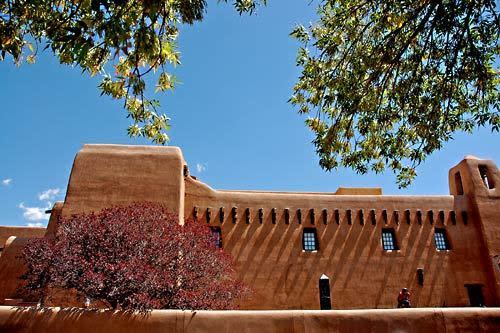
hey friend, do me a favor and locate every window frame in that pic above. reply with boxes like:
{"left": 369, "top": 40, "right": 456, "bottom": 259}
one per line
{"left": 434, "top": 228, "right": 451, "bottom": 251}
{"left": 302, "top": 227, "right": 319, "bottom": 252}
{"left": 381, "top": 228, "right": 398, "bottom": 251}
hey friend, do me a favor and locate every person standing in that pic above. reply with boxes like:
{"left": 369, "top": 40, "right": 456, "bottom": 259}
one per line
{"left": 397, "top": 288, "right": 411, "bottom": 308}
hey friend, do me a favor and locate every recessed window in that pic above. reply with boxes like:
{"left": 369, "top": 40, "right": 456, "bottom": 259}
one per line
{"left": 479, "top": 165, "right": 495, "bottom": 189}
{"left": 434, "top": 228, "right": 450, "bottom": 250}
{"left": 417, "top": 268, "right": 424, "bottom": 286}
{"left": 303, "top": 228, "right": 318, "bottom": 251}
{"left": 381, "top": 228, "right": 398, "bottom": 251}
{"left": 455, "top": 172, "right": 464, "bottom": 195}
{"left": 210, "top": 227, "right": 222, "bottom": 249}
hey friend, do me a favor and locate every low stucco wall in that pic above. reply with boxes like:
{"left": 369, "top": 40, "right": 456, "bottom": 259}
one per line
{"left": 0, "top": 307, "right": 499, "bottom": 332}
{"left": 0, "top": 227, "right": 45, "bottom": 250}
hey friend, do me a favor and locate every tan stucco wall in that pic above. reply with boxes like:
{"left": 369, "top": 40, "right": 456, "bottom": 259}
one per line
{"left": 0, "top": 237, "right": 33, "bottom": 302}
{"left": 449, "top": 156, "right": 500, "bottom": 304}
{"left": 62, "top": 144, "right": 185, "bottom": 223}
{"left": 0, "top": 204, "right": 63, "bottom": 302}
{"left": 0, "top": 227, "right": 45, "bottom": 252}
{"left": 0, "top": 307, "right": 499, "bottom": 333}
{"left": 0, "top": 145, "right": 498, "bottom": 310}
{"left": 184, "top": 176, "right": 494, "bottom": 309}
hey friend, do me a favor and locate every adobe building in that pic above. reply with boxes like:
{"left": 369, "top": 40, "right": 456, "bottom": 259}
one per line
{"left": 0, "top": 144, "right": 499, "bottom": 310}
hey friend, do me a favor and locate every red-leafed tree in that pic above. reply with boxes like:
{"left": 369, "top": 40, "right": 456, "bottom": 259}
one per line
{"left": 21, "top": 203, "right": 247, "bottom": 310}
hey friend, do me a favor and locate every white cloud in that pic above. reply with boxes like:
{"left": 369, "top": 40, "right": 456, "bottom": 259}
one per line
{"left": 27, "top": 222, "right": 44, "bottom": 228}
{"left": 2, "top": 178, "right": 12, "bottom": 186}
{"left": 38, "top": 188, "right": 60, "bottom": 201}
{"left": 19, "top": 202, "right": 50, "bottom": 222}
{"left": 19, "top": 187, "right": 61, "bottom": 225}
{"left": 196, "top": 163, "right": 206, "bottom": 173}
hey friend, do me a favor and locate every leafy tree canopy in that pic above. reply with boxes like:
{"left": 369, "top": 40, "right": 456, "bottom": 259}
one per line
{"left": 291, "top": 0, "right": 499, "bottom": 187}
{"left": 0, "top": 0, "right": 264, "bottom": 144}
{"left": 21, "top": 203, "right": 247, "bottom": 310}
{"left": 2, "top": 1, "right": 498, "bottom": 187}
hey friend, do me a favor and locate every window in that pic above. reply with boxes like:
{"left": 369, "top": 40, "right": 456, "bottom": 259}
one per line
{"left": 434, "top": 228, "right": 450, "bottom": 250}
{"left": 450, "top": 210, "right": 457, "bottom": 225}
{"left": 465, "top": 284, "right": 484, "bottom": 307}
{"left": 479, "top": 165, "right": 495, "bottom": 189}
{"left": 210, "top": 227, "right": 222, "bottom": 249}
{"left": 381, "top": 228, "right": 398, "bottom": 251}
{"left": 319, "top": 274, "right": 332, "bottom": 310}
{"left": 417, "top": 268, "right": 424, "bottom": 286}
{"left": 303, "top": 228, "right": 318, "bottom": 251}
{"left": 455, "top": 172, "right": 464, "bottom": 194}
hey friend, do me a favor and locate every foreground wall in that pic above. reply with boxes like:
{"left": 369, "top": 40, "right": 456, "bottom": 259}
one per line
{"left": 0, "top": 307, "right": 499, "bottom": 333}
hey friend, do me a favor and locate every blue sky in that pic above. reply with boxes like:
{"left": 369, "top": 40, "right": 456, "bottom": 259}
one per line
{"left": 0, "top": 2, "right": 498, "bottom": 227}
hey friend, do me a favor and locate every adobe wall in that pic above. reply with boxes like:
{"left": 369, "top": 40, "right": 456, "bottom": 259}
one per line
{"left": 184, "top": 176, "right": 495, "bottom": 309}
{"left": 0, "top": 203, "right": 64, "bottom": 302}
{"left": 0, "top": 307, "right": 499, "bottom": 333}
{"left": 0, "top": 145, "right": 498, "bottom": 310}
{"left": 62, "top": 144, "right": 185, "bottom": 223}
{"left": 0, "top": 227, "right": 45, "bottom": 253}
{"left": 0, "top": 237, "right": 33, "bottom": 302}
{"left": 449, "top": 156, "right": 500, "bottom": 304}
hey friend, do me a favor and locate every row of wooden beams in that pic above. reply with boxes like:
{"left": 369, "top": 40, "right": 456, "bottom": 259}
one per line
{"left": 192, "top": 207, "right": 468, "bottom": 226}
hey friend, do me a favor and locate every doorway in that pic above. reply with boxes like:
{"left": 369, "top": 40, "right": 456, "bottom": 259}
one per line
{"left": 319, "top": 274, "right": 332, "bottom": 310}
{"left": 465, "top": 284, "right": 484, "bottom": 307}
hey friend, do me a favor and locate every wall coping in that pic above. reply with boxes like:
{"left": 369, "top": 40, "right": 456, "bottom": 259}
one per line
{"left": 1, "top": 306, "right": 499, "bottom": 333}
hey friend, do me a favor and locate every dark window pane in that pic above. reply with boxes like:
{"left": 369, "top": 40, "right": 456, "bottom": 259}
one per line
{"left": 434, "top": 229, "right": 450, "bottom": 250}
{"left": 382, "top": 229, "right": 397, "bottom": 251}
{"left": 303, "top": 228, "right": 318, "bottom": 251}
